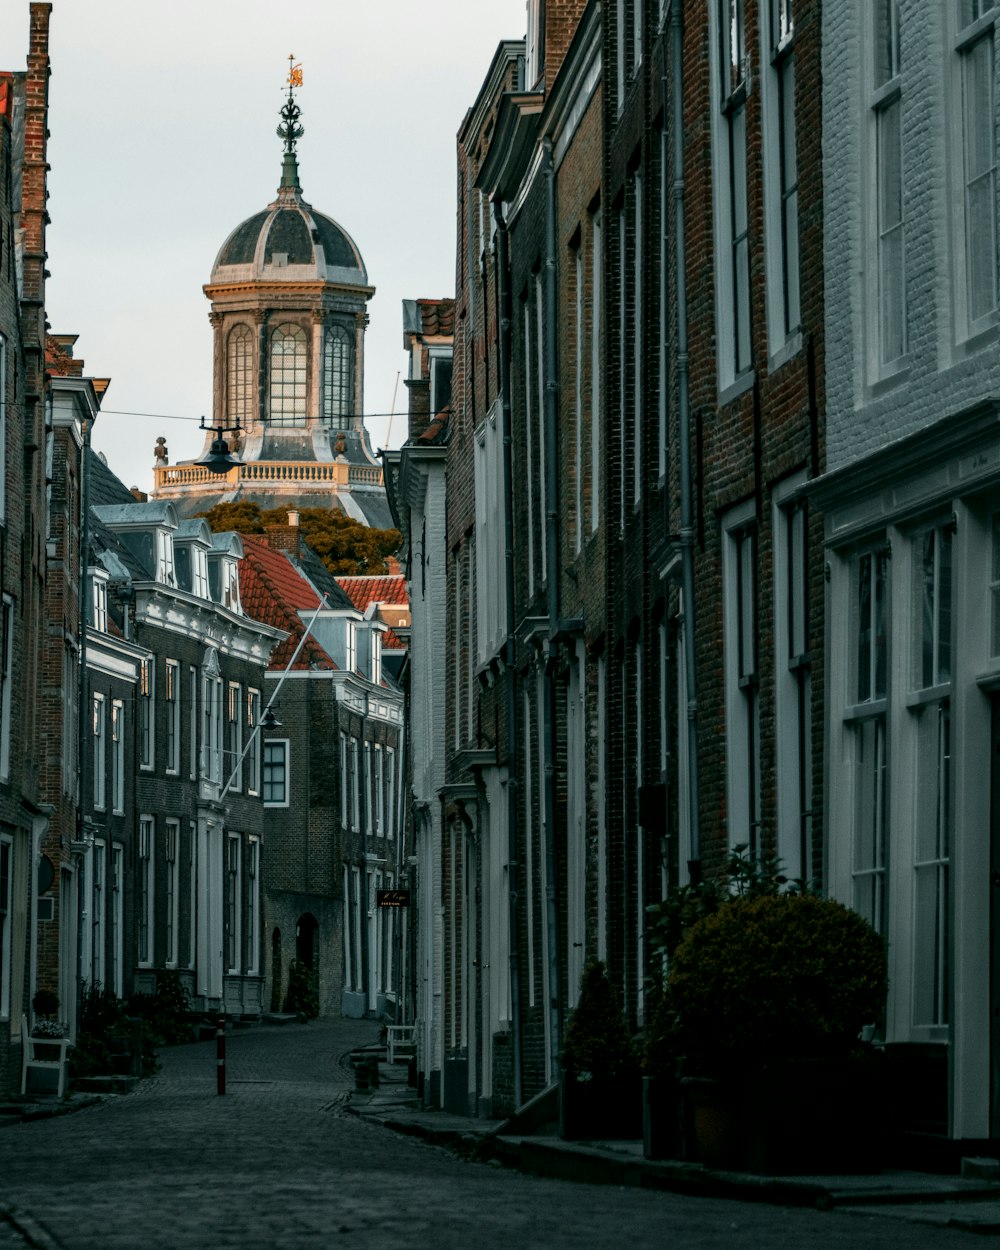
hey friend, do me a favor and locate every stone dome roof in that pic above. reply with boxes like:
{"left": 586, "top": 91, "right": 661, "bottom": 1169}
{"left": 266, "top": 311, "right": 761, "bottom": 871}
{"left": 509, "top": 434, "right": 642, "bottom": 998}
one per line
{"left": 210, "top": 194, "right": 368, "bottom": 287}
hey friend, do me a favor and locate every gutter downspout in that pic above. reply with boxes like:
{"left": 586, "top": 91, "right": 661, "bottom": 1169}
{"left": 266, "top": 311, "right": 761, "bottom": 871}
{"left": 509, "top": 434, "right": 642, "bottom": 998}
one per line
{"left": 669, "top": 1, "right": 701, "bottom": 869}
{"left": 542, "top": 138, "right": 562, "bottom": 1075}
{"left": 495, "top": 197, "right": 523, "bottom": 1109}
{"left": 76, "top": 418, "right": 93, "bottom": 1008}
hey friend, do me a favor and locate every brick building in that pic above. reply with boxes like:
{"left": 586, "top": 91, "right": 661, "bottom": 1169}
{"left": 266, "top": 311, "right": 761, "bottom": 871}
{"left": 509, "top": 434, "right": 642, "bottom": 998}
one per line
{"left": 239, "top": 526, "right": 405, "bottom": 1020}
{"left": 597, "top": 0, "right": 827, "bottom": 1031}
{"left": 0, "top": 3, "right": 52, "bottom": 1093}
{"left": 384, "top": 298, "right": 454, "bottom": 1100}
{"left": 813, "top": 0, "right": 1000, "bottom": 1154}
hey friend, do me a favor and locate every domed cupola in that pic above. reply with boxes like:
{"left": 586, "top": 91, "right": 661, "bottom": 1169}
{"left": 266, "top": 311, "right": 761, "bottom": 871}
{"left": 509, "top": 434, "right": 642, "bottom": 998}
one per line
{"left": 199, "top": 59, "right": 376, "bottom": 465}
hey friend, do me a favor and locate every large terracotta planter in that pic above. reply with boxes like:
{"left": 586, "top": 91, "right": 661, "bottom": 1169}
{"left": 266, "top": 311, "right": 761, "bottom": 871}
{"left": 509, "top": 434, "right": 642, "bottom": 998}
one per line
{"left": 683, "top": 1055, "right": 886, "bottom": 1175}
{"left": 642, "top": 1074, "right": 686, "bottom": 1160}
{"left": 559, "top": 1070, "right": 642, "bottom": 1142}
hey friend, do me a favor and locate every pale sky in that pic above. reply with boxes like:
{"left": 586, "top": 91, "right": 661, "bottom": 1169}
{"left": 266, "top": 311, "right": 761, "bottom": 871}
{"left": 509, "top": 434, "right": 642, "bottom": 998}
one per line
{"left": 1, "top": 1, "right": 528, "bottom": 492}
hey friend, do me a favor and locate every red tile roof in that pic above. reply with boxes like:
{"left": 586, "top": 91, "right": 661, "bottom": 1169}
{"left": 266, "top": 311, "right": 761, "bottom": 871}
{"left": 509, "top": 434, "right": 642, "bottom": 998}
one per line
{"left": 336, "top": 574, "right": 409, "bottom": 610}
{"left": 382, "top": 626, "right": 406, "bottom": 651}
{"left": 240, "top": 537, "right": 336, "bottom": 671}
{"left": 416, "top": 297, "right": 455, "bottom": 338}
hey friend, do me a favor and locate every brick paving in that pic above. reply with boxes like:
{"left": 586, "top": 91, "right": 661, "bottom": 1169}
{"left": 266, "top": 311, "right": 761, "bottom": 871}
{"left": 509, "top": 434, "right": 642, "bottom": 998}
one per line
{"left": 0, "top": 1021, "right": 991, "bottom": 1249}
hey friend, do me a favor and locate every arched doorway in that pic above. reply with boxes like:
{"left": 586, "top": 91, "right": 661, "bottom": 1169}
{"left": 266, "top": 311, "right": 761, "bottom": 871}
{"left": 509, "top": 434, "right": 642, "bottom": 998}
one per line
{"left": 296, "top": 913, "right": 318, "bottom": 970}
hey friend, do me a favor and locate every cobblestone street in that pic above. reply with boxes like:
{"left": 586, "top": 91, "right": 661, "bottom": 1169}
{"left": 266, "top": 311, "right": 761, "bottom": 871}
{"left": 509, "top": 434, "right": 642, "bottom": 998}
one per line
{"left": 0, "top": 1022, "right": 991, "bottom": 1249}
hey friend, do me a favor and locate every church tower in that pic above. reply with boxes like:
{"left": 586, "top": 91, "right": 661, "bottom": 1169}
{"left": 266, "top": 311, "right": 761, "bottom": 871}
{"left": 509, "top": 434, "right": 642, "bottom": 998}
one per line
{"left": 153, "top": 63, "right": 391, "bottom": 527}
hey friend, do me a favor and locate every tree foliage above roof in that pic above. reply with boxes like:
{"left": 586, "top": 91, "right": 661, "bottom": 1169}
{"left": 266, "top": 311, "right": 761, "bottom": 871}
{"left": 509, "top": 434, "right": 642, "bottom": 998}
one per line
{"left": 198, "top": 503, "right": 402, "bottom": 578}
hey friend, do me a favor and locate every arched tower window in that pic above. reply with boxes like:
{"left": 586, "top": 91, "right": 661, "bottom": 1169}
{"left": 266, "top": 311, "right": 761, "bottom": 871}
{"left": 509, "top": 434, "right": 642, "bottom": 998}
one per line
{"left": 226, "top": 324, "right": 253, "bottom": 424}
{"left": 268, "top": 323, "right": 308, "bottom": 425}
{"left": 323, "top": 324, "right": 353, "bottom": 421}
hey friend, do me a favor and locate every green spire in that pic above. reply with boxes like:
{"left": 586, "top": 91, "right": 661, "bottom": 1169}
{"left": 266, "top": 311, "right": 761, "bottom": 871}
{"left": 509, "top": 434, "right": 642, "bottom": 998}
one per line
{"left": 277, "top": 56, "right": 304, "bottom": 192}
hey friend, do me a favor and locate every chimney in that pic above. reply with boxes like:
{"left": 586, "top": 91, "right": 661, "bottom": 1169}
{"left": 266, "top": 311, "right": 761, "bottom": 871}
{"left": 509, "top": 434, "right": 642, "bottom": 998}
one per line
{"left": 287, "top": 509, "right": 300, "bottom": 528}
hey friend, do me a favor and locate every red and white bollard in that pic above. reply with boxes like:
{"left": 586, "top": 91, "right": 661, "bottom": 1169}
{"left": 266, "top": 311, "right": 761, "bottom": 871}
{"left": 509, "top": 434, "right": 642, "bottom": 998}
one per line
{"left": 216, "top": 1017, "right": 226, "bottom": 1096}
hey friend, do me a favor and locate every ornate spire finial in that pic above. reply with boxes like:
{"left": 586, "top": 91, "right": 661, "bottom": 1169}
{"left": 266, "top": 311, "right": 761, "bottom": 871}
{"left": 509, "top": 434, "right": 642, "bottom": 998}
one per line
{"left": 277, "top": 55, "right": 304, "bottom": 192}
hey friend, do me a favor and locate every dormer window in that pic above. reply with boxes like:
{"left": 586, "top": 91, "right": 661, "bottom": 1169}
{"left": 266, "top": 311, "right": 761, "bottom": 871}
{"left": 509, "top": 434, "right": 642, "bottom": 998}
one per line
{"left": 156, "top": 530, "right": 176, "bottom": 586}
{"left": 372, "top": 629, "right": 382, "bottom": 687}
{"left": 92, "top": 572, "right": 109, "bottom": 632}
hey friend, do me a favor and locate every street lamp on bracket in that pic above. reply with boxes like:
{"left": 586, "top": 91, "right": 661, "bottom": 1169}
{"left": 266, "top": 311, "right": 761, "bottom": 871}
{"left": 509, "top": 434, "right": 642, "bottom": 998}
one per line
{"left": 195, "top": 416, "right": 244, "bottom": 475}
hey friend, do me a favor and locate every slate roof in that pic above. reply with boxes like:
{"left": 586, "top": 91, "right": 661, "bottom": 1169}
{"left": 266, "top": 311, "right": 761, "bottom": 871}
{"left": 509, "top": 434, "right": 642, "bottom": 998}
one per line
{"left": 87, "top": 448, "right": 138, "bottom": 508}
{"left": 239, "top": 537, "right": 336, "bottom": 672}
{"left": 287, "top": 545, "right": 357, "bottom": 613}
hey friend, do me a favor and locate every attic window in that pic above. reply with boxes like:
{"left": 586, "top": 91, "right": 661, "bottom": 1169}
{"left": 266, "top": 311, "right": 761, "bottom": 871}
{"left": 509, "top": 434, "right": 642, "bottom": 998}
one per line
{"left": 92, "top": 574, "right": 108, "bottom": 632}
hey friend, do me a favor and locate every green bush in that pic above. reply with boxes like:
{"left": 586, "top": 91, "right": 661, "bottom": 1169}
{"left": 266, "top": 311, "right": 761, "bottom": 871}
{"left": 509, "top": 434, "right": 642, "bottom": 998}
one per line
{"left": 69, "top": 983, "right": 159, "bottom": 1079}
{"left": 129, "top": 971, "right": 193, "bottom": 1046}
{"left": 562, "top": 961, "right": 635, "bottom": 1078}
{"left": 667, "top": 893, "right": 887, "bottom": 1076}
{"left": 284, "top": 959, "right": 319, "bottom": 1019}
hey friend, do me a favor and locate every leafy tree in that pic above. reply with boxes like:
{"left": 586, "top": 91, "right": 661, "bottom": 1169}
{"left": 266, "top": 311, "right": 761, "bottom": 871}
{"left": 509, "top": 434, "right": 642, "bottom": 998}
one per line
{"left": 199, "top": 503, "right": 401, "bottom": 578}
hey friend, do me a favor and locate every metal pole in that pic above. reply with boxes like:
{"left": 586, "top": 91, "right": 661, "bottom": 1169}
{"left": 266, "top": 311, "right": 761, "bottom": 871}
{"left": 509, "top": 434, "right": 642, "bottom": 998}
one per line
{"left": 216, "top": 1016, "right": 226, "bottom": 1095}
{"left": 218, "top": 593, "right": 329, "bottom": 801}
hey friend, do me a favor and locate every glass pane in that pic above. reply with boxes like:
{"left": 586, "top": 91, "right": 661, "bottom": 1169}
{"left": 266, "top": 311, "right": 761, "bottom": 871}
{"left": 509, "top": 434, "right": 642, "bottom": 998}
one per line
{"left": 874, "top": 551, "right": 887, "bottom": 699}
{"left": 878, "top": 99, "right": 905, "bottom": 362}
{"left": 938, "top": 527, "right": 953, "bottom": 684}
{"left": 874, "top": 0, "right": 898, "bottom": 86}
{"left": 964, "top": 39, "right": 998, "bottom": 320}
{"left": 857, "top": 553, "right": 872, "bottom": 702}
{"left": 921, "top": 529, "right": 936, "bottom": 689}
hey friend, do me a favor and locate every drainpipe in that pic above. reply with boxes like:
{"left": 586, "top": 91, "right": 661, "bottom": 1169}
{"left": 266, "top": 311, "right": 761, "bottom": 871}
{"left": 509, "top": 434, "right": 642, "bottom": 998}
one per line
{"left": 542, "top": 138, "right": 562, "bottom": 1075}
{"left": 77, "top": 418, "right": 92, "bottom": 829}
{"left": 668, "top": 1, "right": 701, "bottom": 868}
{"left": 494, "top": 198, "right": 523, "bottom": 1108}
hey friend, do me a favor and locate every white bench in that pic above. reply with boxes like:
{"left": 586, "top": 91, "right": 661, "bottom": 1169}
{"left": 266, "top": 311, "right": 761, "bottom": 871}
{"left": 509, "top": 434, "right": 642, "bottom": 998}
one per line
{"left": 386, "top": 1024, "right": 415, "bottom": 1065}
{"left": 21, "top": 1015, "right": 72, "bottom": 1098}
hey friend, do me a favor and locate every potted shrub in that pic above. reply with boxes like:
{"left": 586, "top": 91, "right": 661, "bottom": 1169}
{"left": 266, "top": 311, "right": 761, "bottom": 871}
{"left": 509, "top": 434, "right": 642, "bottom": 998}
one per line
{"left": 668, "top": 892, "right": 888, "bottom": 1174}
{"left": 641, "top": 987, "right": 686, "bottom": 1159}
{"left": 559, "top": 961, "right": 641, "bottom": 1141}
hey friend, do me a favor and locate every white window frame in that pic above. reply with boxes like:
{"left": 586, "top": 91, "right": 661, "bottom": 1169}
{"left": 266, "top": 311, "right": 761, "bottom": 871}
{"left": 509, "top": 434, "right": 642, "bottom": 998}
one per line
{"left": 111, "top": 844, "right": 124, "bottom": 996}
{"left": 226, "top": 833, "right": 241, "bottom": 975}
{"left": 374, "top": 743, "right": 385, "bottom": 835}
{"left": 710, "top": 0, "right": 753, "bottom": 391}
{"left": 0, "top": 835, "right": 10, "bottom": 1019}
{"left": 761, "top": 0, "right": 802, "bottom": 361}
{"left": 93, "top": 692, "right": 107, "bottom": 812}
{"left": 263, "top": 738, "right": 290, "bottom": 807}
{"left": 226, "top": 680, "right": 242, "bottom": 792}
{"left": 246, "top": 835, "right": 260, "bottom": 975}
{"left": 342, "top": 864, "right": 353, "bottom": 991}
{"left": 139, "top": 657, "right": 154, "bottom": 771}
{"left": 112, "top": 698, "right": 125, "bottom": 815}
{"left": 351, "top": 737, "right": 360, "bottom": 830}
{"left": 866, "top": 0, "right": 907, "bottom": 376}
{"left": 340, "top": 731, "right": 349, "bottom": 827}
{"left": 0, "top": 597, "right": 13, "bottom": 783}
{"left": 722, "top": 500, "right": 761, "bottom": 856}
{"left": 363, "top": 741, "right": 372, "bottom": 833}
{"left": 590, "top": 209, "right": 602, "bottom": 534}
{"left": 165, "top": 659, "right": 180, "bottom": 775}
{"left": 165, "top": 818, "right": 180, "bottom": 969}
{"left": 950, "top": 3, "right": 999, "bottom": 340}
{"left": 138, "top": 816, "right": 155, "bottom": 967}
{"left": 246, "top": 688, "right": 261, "bottom": 795}
{"left": 189, "top": 666, "right": 198, "bottom": 781}
{"left": 773, "top": 475, "right": 812, "bottom": 883}
{"left": 474, "top": 403, "right": 507, "bottom": 662}
{"left": 92, "top": 572, "right": 109, "bottom": 632}
{"left": 386, "top": 746, "right": 395, "bottom": 840}
{"left": 92, "top": 839, "right": 106, "bottom": 989}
